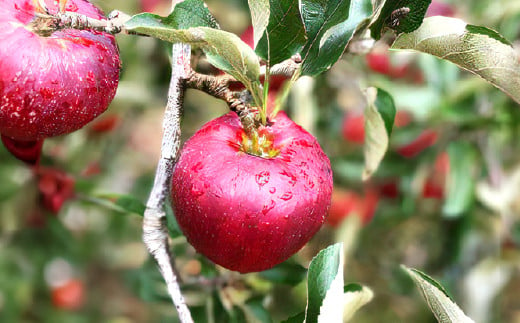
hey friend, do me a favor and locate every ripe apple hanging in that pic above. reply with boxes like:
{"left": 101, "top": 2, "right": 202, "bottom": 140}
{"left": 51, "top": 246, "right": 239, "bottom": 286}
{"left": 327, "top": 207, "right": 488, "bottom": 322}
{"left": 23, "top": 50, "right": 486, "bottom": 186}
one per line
{"left": 0, "top": 0, "right": 121, "bottom": 142}
{"left": 171, "top": 112, "right": 333, "bottom": 273}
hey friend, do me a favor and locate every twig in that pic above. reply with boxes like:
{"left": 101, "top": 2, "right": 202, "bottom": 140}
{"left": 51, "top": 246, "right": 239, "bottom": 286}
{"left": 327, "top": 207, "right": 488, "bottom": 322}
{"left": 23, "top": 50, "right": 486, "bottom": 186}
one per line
{"left": 142, "top": 43, "right": 193, "bottom": 323}
{"left": 32, "top": 10, "right": 131, "bottom": 35}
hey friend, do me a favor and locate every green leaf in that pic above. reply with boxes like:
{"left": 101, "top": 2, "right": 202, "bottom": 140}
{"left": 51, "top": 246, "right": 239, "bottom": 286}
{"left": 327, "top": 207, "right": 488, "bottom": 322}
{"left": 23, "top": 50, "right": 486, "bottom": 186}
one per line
{"left": 88, "top": 193, "right": 146, "bottom": 216}
{"left": 402, "top": 266, "right": 475, "bottom": 323}
{"left": 442, "top": 142, "right": 477, "bottom": 217}
{"left": 371, "top": 0, "right": 431, "bottom": 38}
{"left": 128, "top": 0, "right": 219, "bottom": 30}
{"left": 125, "top": 13, "right": 263, "bottom": 107}
{"left": 259, "top": 261, "right": 307, "bottom": 286}
{"left": 300, "top": 0, "right": 372, "bottom": 76}
{"left": 248, "top": 0, "right": 270, "bottom": 48}
{"left": 305, "top": 243, "right": 343, "bottom": 323}
{"left": 282, "top": 312, "right": 305, "bottom": 323}
{"left": 392, "top": 16, "right": 520, "bottom": 104}
{"left": 255, "top": 0, "right": 306, "bottom": 65}
{"left": 362, "top": 87, "right": 396, "bottom": 180}
{"left": 245, "top": 297, "right": 273, "bottom": 323}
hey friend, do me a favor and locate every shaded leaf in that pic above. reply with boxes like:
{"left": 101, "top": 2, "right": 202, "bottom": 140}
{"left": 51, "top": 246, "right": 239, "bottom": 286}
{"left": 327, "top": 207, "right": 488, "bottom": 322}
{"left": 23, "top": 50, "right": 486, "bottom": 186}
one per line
{"left": 259, "top": 261, "right": 307, "bottom": 286}
{"left": 305, "top": 243, "right": 343, "bottom": 323}
{"left": 248, "top": 0, "right": 270, "bottom": 48}
{"left": 282, "top": 312, "right": 305, "bottom": 323}
{"left": 443, "top": 142, "right": 477, "bottom": 217}
{"left": 300, "top": 0, "right": 372, "bottom": 76}
{"left": 125, "top": 14, "right": 263, "bottom": 107}
{"left": 393, "top": 16, "right": 520, "bottom": 104}
{"left": 256, "top": 0, "right": 306, "bottom": 65}
{"left": 362, "top": 87, "right": 396, "bottom": 180}
{"left": 402, "top": 266, "right": 475, "bottom": 323}
{"left": 245, "top": 296, "right": 273, "bottom": 323}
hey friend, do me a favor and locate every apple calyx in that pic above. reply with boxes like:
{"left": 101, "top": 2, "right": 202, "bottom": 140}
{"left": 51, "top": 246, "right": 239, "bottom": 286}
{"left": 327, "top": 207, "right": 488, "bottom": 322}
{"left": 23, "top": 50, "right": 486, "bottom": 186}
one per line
{"left": 240, "top": 127, "right": 280, "bottom": 159}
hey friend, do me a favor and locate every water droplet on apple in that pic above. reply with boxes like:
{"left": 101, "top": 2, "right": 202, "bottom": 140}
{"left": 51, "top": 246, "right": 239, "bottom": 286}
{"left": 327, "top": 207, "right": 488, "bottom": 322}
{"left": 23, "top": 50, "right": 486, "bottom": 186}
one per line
{"left": 261, "top": 199, "right": 275, "bottom": 215}
{"left": 255, "top": 171, "right": 270, "bottom": 187}
{"left": 269, "top": 187, "right": 276, "bottom": 194}
{"left": 279, "top": 192, "right": 293, "bottom": 201}
{"left": 190, "top": 184, "right": 204, "bottom": 198}
{"left": 283, "top": 215, "right": 289, "bottom": 220}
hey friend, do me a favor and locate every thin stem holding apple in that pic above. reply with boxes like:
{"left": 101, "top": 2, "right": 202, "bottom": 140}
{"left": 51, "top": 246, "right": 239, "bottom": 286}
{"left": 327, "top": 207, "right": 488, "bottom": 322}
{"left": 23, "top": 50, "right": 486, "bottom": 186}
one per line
{"left": 142, "top": 43, "right": 193, "bottom": 323}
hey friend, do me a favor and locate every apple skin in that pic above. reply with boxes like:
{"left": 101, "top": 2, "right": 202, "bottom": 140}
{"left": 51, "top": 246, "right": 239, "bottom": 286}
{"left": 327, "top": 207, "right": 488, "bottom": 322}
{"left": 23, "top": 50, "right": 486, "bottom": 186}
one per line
{"left": 0, "top": 0, "right": 121, "bottom": 141}
{"left": 171, "top": 111, "right": 333, "bottom": 273}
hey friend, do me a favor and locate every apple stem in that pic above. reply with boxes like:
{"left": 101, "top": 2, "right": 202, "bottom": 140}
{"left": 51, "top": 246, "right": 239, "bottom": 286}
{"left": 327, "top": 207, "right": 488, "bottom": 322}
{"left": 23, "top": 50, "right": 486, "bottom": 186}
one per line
{"left": 185, "top": 71, "right": 260, "bottom": 135}
{"left": 142, "top": 43, "right": 194, "bottom": 323}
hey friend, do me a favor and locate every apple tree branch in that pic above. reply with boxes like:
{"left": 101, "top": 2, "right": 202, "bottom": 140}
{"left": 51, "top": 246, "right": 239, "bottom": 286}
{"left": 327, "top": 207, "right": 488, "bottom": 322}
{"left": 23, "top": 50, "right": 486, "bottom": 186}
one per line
{"left": 142, "top": 43, "right": 193, "bottom": 323}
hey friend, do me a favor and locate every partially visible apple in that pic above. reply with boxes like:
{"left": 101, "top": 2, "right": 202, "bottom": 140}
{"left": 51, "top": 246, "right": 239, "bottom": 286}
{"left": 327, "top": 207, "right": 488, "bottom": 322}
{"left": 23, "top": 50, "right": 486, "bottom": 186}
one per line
{"left": 171, "top": 112, "right": 333, "bottom": 273}
{"left": 422, "top": 152, "right": 450, "bottom": 199}
{"left": 396, "top": 129, "right": 438, "bottom": 158}
{"left": 0, "top": 0, "right": 120, "bottom": 143}
{"left": 327, "top": 188, "right": 379, "bottom": 227}
{"left": 342, "top": 110, "right": 413, "bottom": 144}
{"left": 51, "top": 278, "right": 85, "bottom": 311}
{"left": 36, "top": 167, "right": 75, "bottom": 213}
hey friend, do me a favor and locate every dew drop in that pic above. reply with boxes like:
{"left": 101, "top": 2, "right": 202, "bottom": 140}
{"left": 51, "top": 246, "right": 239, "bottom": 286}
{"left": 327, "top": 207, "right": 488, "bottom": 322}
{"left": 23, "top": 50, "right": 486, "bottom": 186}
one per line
{"left": 255, "top": 171, "right": 270, "bottom": 187}
{"left": 261, "top": 199, "right": 275, "bottom": 215}
{"left": 279, "top": 192, "right": 293, "bottom": 201}
{"left": 269, "top": 187, "right": 276, "bottom": 194}
{"left": 190, "top": 184, "right": 204, "bottom": 198}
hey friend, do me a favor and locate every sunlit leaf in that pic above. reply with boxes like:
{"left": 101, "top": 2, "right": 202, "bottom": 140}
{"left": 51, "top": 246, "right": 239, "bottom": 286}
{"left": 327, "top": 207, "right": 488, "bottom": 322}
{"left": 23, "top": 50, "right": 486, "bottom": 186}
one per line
{"left": 125, "top": 17, "right": 263, "bottom": 107}
{"left": 393, "top": 16, "right": 520, "bottom": 104}
{"left": 343, "top": 283, "right": 374, "bottom": 322}
{"left": 362, "top": 87, "right": 396, "bottom": 180}
{"left": 248, "top": 0, "right": 270, "bottom": 48}
{"left": 402, "top": 266, "right": 475, "bottom": 323}
{"left": 305, "top": 243, "right": 343, "bottom": 323}
{"left": 256, "top": 0, "right": 306, "bottom": 65}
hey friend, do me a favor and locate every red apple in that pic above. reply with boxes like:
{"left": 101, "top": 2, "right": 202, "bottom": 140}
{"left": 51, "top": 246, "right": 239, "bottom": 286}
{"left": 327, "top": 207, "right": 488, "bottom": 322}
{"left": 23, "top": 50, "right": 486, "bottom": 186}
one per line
{"left": 36, "top": 167, "right": 75, "bottom": 213}
{"left": 366, "top": 52, "right": 391, "bottom": 75}
{"left": 422, "top": 152, "right": 450, "bottom": 199}
{"left": 1, "top": 134, "right": 43, "bottom": 164}
{"left": 342, "top": 113, "right": 365, "bottom": 144}
{"left": 171, "top": 112, "right": 333, "bottom": 273}
{"left": 0, "top": 0, "right": 120, "bottom": 142}
{"left": 51, "top": 279, "right": 85, "bottom": 311}
{"left": 342, "top": 110, "right": 413, "bottom": 144}
{"left": 396, "top": 129, "right": 438, "bottom": 158}
{"left": 327, "top": 188, "right": 379, "bottom": 227}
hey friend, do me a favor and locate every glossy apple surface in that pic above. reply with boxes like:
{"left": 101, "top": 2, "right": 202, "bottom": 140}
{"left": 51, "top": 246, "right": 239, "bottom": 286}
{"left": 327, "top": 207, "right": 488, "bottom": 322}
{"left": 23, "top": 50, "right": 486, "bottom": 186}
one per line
{"left": 171, "top": 112, "right": 333, "bottom": 273}
{"left": 0, "top": 0, "right": 120, "bottom": 141}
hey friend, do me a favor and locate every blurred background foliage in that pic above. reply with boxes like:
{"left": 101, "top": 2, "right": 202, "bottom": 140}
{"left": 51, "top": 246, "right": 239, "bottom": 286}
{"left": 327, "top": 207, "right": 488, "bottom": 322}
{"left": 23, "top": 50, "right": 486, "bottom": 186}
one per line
{"left": 1, "top": 0, "right": 520, "bottom": 322}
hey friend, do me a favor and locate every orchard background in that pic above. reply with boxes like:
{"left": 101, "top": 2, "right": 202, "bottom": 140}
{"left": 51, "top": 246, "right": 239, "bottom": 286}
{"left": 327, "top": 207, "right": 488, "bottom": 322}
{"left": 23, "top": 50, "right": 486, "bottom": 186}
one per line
{"left": 2, "top": 0, "right": 520, "bottom": 322}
